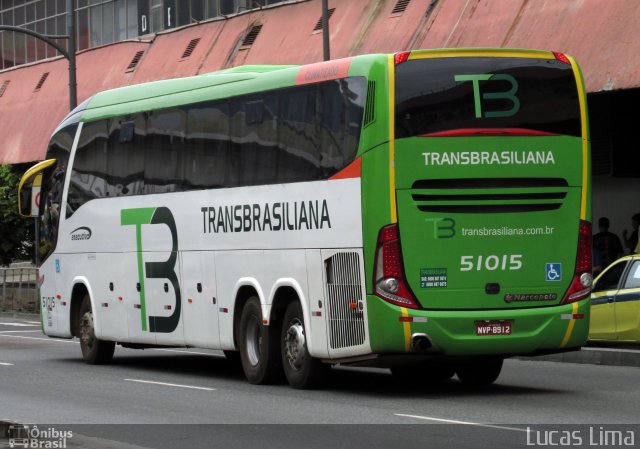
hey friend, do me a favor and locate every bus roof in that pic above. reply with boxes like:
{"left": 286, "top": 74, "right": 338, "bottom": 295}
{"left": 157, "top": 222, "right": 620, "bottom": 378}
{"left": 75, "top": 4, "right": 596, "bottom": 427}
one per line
{"left": 80, "top": 61, "right": 320, "bottom": 120}
{"left": 79, "top": 48, "right": 569, "bottom": 123}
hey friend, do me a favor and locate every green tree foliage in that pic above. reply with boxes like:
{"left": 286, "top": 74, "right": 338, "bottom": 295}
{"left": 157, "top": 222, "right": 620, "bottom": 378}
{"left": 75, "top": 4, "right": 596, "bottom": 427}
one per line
{"left": 0, "top": 164, "right": 34, "bottom": 265}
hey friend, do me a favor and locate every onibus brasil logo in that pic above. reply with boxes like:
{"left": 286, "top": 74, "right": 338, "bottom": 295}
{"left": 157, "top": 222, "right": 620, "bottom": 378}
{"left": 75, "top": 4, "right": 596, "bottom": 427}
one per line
{"left": 8, "top": 424, "right": 73, "bottom": 448}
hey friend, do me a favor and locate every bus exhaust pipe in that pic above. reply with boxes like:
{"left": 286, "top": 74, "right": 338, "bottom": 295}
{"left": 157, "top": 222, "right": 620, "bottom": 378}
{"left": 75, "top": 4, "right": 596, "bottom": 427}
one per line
{"left": 411, "top": 333, "right": 432, "bottom": 352}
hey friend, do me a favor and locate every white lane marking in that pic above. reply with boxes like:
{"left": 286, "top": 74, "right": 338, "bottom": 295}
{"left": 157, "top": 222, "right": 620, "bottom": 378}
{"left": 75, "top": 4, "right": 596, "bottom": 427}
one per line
{"left": 151, "top": 348, "right": 223, "bottom": 357}
{"left": 395, "top": 414, "right": 527, "bottom": 433}
{"left": 0, "top": 323, "right": 38, "bottom": 327}
{"left": 0, "top": 362, "right": 14, "bottom": 366}
{"left": 0, "top": 334, "right": 77, "bottom": 344}
{"left": 0, "top": 330, "right": 42, "bottom": 333}
{"left": 124, "top": 378, "right": 216, "bottom": 391}
{"left": 25, "top": 321, "right": 41, "bottom": 324}
{"left": 0, "top": 334, "right": 224, "bottom": 356}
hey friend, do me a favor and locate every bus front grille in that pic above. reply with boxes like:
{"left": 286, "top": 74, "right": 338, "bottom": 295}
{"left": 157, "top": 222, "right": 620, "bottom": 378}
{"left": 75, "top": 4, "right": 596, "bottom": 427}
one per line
{"left": 324, "top": 252, "right": 366, "bottom": 350}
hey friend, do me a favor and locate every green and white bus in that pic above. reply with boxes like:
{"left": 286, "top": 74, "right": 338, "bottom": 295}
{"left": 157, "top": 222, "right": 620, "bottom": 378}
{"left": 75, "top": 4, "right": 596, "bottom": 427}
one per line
{"left": 18, "top": 49, "right": 592, "bottom": 388}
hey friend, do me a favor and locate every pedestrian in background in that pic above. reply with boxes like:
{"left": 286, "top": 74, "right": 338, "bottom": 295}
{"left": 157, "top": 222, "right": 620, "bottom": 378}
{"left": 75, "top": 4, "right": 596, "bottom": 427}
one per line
{"left": 622, "top": 213, "right": 640, "bottom": 254}
{"left": 593, "top": 217, "right": 623, "bottom": 268}
{"left": 592, "top": 245, "right": 604, "bottom": 275}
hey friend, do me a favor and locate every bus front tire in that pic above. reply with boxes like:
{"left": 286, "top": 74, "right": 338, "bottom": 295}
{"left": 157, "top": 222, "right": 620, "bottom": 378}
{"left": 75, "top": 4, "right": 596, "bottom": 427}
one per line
{"left": 281, "top": 301, "right": 328, "bottom": 389}
{"left": 78, "top": 297, "right": 115, "bottom": 365}
{"left": 456, "top": 358, "right": 503, "bottom": 386}
{"left": 238, "top": 297, "right": 281, "bottom": 384}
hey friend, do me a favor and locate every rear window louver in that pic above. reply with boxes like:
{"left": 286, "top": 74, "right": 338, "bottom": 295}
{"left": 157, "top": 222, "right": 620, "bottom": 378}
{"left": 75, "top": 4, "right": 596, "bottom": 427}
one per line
{"left": 411, "top": 178, "right": 568, "bottom": 214}
{"left": 181, "top": 38, "right": 201, "bottom": 59}
{"left": 411, "top": 178, "right": 569, "bottom": 189}
{"left": 126, "top": 50, "right": 145, "bottom": 72}
{"left": 416, "top": 204, "right": 562, "bottom": 214}
{"left": 313, "top": 8, "right": 335, "bottom": 31}
{"left": 241, "top": 24, "right": 263, "bottom": 47}
{"left": 391, "top": 0, "right": 411, "bottom": 14}
{"left": 363, "top": 81, "right": 376, "bottom": 127}
{"left": 34, "top": 72, "right": 49, "bottom": 91}
{"left": 0, "top": 80, "right": 9, "bottom": 98}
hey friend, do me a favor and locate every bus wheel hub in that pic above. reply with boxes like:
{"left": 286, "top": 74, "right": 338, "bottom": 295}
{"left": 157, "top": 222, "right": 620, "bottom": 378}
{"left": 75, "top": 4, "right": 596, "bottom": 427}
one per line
{"left": 80, "top": 313, "right": 95, "bottom": 349}
{"left": 284, "top": 319, "right": 305, "bottom": 371}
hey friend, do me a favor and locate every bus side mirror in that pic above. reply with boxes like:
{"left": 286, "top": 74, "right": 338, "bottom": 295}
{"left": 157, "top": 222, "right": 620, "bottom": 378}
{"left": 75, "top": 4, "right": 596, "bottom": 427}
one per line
{"left": 18, "top": 159, "right": 57, "bottom": 218}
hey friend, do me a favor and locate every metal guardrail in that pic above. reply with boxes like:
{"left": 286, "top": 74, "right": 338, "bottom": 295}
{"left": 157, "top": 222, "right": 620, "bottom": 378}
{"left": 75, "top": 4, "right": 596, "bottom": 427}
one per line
{"left": 0, "top": 268, "right": 39, "bottom": 313}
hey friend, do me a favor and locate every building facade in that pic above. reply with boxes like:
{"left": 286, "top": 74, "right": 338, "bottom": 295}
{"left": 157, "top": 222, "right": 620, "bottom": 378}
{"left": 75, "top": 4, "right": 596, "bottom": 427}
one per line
{"left": 1, "top": 0, "right": 284, "bottom": 70}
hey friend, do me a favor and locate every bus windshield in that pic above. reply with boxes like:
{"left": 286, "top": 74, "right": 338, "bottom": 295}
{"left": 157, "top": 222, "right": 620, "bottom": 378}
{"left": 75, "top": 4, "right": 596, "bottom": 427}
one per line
{"left": 395, "top": 56, "right": 581, "bottom": 138}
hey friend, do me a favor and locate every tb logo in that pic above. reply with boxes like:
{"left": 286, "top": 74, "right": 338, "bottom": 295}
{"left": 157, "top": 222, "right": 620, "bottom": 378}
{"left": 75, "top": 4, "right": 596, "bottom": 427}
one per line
{"left": 121, "top": 207, "right": 181, "bottom": 334}
{"left": 454, "top": 74, "right": 520, "bottom": 118}
{"left": 426, "top": 217, "right": 456, "bottom": 239}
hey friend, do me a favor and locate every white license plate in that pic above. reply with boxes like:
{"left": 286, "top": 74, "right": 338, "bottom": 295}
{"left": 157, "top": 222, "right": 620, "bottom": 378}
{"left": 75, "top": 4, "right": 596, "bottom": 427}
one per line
{"left": 475, "top": 320, "right": 512, "bottom": 336}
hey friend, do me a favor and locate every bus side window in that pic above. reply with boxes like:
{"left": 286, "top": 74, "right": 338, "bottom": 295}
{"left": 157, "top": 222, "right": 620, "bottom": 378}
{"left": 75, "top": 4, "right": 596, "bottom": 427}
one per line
{"left": 108, "top": 115, "right": 145, "bottom": 197}
{"left": 231, "top": 93, "right": 279, "bottom": 187}
{"left": 318, "top": 78, "right": 366, "bottom": 177}
{"left": 278, "top": 85, "right": 322, "bottom": 183}
{"left": 185, "top": 101, "right": 231, "bottom": 189}
{"left": 145, "top": 109, "right": 185, "bottom": 194}
{"left": 67, "top": 120, "right": 108, "bottom": 216}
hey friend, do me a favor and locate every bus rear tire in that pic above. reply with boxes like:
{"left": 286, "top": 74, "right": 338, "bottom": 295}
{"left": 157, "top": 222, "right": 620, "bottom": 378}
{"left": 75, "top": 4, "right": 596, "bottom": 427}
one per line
{"left": 281, "top": 301, "right": 328, "bottom": 389}
{"left": 456, "top": 358, "right": 503, "bottom": 386}
{"left": 239, "top": 297, "right": 281, "bottom": 384}
{"left": 79, "top": 296, "right": 115, "bottom": 365}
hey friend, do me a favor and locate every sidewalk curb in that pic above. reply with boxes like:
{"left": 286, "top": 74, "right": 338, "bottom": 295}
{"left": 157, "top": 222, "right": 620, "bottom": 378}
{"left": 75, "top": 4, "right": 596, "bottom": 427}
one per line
{"left": 520, "top": 346, "right": 640, "bottom": 367}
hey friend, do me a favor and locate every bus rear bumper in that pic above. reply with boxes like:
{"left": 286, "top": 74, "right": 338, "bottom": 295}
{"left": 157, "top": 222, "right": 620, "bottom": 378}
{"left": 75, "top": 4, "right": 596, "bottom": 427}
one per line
{"left": 366, "top": 295, "right": 590, "bottom": 357}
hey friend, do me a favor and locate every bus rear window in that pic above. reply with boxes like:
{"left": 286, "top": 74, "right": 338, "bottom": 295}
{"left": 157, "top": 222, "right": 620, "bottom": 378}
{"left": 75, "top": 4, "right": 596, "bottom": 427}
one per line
{"left": 395, "top": 57, "right": 581, "bottom": 138}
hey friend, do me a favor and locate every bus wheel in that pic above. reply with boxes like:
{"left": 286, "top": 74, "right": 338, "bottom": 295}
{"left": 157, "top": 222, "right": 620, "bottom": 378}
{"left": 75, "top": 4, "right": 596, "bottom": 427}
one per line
{"left": 78, "top": 296, "right": 115, "bottom": 365}
{"left": 456, "top": 358, "right": 503, "bottom": 386}
{"left": 239, "top": 297, "right": 281, "bottom": 384}
{"left": 281, "top": 301, "right": 328, "bottom": 389}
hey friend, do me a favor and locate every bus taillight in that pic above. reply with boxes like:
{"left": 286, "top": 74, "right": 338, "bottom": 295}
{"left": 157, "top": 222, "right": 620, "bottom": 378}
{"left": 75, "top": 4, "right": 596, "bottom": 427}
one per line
{"left": 561, "top": 220, "right": 593, "bottom": 304}
{"left": 374, "top": 224, "right": 419, "bottom": 309}
{"left": 553, "top": 51, "right": 571, "bottom": 65}
{"left": 394, "top": 51, "right": 410, "bottom": 65}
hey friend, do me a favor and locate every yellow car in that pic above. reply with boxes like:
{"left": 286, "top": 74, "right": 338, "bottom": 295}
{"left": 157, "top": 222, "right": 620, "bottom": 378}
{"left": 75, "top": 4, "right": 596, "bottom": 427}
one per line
{"left": 589, "top": 255, "right": 640, "bottom": 342}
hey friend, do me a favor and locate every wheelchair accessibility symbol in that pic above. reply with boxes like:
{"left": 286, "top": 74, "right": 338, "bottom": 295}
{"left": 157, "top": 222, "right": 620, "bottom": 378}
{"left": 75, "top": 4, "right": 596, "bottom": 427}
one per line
{"left": 545, "top": 263, "right": 562, "bottom": 281}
